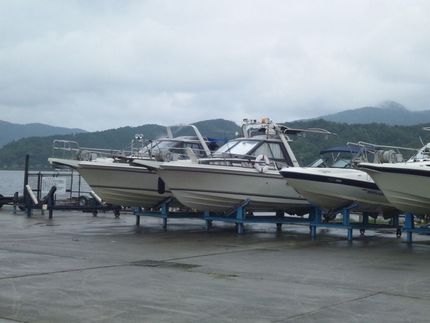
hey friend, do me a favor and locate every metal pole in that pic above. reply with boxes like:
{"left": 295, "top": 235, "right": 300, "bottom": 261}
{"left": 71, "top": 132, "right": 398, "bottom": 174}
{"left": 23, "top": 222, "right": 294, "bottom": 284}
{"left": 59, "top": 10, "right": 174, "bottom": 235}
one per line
{"left": 23, "top": 154, "right": 29, "bottom": 199}
{"left": 204, "top": 211, "right": 212, "bottom": 231}
{"left": 342, "top": 208, "right": 353, "bottom": 241}
{"left": 236, "top": 205, "right": 245, "bottom": 234}
{"left": 70, "top": 169, "right": 74, "bottom": 200}
{"left": 310, "top": 207, "right": 321, "bottom": 240}
{"left": 134, "top": 207, "right": 142, "bottom": 226}
{"left": 37, "top": 172, "right": 42, "bottom": 201}
{"left": 78, "top": 174, "right": 81, "bottom": 197}
{"left": 404, "top": 213, "right": 414, "bottom": 243}
{"left": 13, "top": 192, "right": 18, "bottom": 214}
{"left": 276, "top": 210, "right": 284, "bottom": 232}
{"left": 23, "top": 154, "right": 31, "bottom": 217}
{"left": 162, "top": 201, "right": 169, "bottom": 231}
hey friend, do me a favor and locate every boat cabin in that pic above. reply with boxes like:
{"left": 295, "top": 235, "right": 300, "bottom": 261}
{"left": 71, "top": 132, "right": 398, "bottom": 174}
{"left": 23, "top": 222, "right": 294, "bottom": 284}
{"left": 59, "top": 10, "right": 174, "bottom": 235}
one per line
{"left": 212, "top": 136, "right": 295, "bottom": 169}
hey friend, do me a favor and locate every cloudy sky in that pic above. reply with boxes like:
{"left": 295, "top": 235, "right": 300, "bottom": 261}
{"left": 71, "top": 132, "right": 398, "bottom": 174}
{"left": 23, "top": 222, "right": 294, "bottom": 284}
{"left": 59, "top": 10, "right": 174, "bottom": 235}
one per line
{"left": 1, "top": 0, "right": 429, "bottom": 131}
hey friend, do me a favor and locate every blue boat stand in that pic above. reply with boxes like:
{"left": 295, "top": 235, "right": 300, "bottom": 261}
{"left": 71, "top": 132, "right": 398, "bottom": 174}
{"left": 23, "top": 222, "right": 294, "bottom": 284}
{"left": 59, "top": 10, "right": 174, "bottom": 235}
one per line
{"left": 310, "top": 206, "right": 402, "bottom": 241}
{"left": 401, "top": 213, "right": 430, "bottom": 243}
{"left": 133, "top": 199, "right": 428, "bottom": 243}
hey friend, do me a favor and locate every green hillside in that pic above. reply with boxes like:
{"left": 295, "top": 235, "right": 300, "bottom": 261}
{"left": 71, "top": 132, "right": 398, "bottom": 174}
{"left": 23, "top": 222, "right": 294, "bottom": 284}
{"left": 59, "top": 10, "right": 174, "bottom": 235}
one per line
{"left": 318, "top": 102, "right": 430, "bottom": 125}
{"left": 0, "top": 118, "right": 429, "bottom": 170}
{"left": 0, "top": 119, "right": 240, "bottom": 170}
{"left": 0, "top": 120, "right": 86, "bottom": 147}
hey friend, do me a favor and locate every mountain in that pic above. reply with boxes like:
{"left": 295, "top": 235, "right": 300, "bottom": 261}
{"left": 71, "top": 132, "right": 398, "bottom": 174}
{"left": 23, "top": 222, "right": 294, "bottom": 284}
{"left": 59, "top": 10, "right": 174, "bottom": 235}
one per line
{"left": 286, "top": 119, "right": 430, "bottom": 166}
{"left": 318, "top": 101, "right": 430, "bottom": 125}
{"left": 1, "top": 117, "right": 430, "bottom": 170}
{"left": 0, "top": 120, "right": 87, "bottom": 147}
{"left": 0, "top": 119, "right": 240, "bottom": 170}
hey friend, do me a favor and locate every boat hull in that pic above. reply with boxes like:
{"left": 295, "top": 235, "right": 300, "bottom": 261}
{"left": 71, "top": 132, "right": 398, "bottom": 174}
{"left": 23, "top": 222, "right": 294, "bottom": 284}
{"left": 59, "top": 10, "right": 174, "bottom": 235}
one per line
{"left": 359, "top": 163, "right": 430, "bottom": 216}
{"left": 280, "top": 167, "right": 398, "bottom": 215}
{"left": 158, "top": 162, "right": 309, "bottom": 213}
{"left": 78, "top": 161, "right": 171, "bottom": 208}
{"left": 48, "top": 158, "right": 81, "bottom": 169}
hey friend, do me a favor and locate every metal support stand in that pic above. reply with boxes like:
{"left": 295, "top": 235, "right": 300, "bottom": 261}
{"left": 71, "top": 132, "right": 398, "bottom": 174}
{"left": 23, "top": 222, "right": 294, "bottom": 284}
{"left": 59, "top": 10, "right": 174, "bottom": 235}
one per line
{"left": 310, "top": 207, "right": 322, "bottom": 240}
{"left": 25, "top": 185, "right": 38, "bottom": 218}
{"left": 13, "top": 192, "right": 19, "bottom": 215}
{"left": 133, "top": 198, "right": 204, "bottom": 231}
{"left": 161, "top": 200, "right": 169, "bottom": 231}
{"left": 204, "top": 211, "right": 212, "bottom": 231}
{"left": 26, "top": 200, "right": 32, "bottom": 217}
{"left": 360, "top": 213, "right": 369, "bottom": 236}
{"left": 134, "top": 207, "right": 142, "bottom": 226}
{"left": 403, "top": 213, "right": 414, "bottom": 243}
{"left": 235, "top": 202, "right": 247, "bottom": 234}
{"left": 401, "top": 213, "right": 430, "bottom": 242}
{"left": 23, "top": 155, "right": 30, "bottom": 217}
{"left": 137, "top": 197, "right": 203, "bottom": 231}
{"left": 309, "top": 205, "right": 404, "bottom": 241}
{"left": 276, "top": 210, "right": 284, "bottom": 232}
{"left": 43, "top": 186, "right": 57, "bottom": 219}
{"left": 391, "top": 214, "right": 402, "bottom": 238}
{"left": 201, "top": 199, "right": 252, "bottom": 234}
{"left": 342, "top": 208, "right": 353, "bottom": 241}
{"left": 130, "top": 200, "right": 409, "bottom": 241}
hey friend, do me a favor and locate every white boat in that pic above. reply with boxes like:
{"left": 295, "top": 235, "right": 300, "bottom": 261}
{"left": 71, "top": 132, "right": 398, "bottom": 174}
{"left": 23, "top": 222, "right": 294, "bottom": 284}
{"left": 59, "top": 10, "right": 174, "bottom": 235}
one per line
{"left": 358, "top": 143, "right": 430, "bottom": 216}
{"left": 279, "top": 144, "right": 406, "bottom": 217}
{"left": 48, "top": 139, "right": 118, "bottom": 170}
{"left": 49, "top": 126, "right": 218, "bottom": 208}
{"left": 154, "top": 118, "right": 332, "bottom": 214}
{"left": 48, "top": 157, "right": 82, "bottom": 170}
{"left": 76, "top": 159, "right": 170, "bottom": 207}
{"left": 279, "top": 165, "right": 397, "bottom": 216}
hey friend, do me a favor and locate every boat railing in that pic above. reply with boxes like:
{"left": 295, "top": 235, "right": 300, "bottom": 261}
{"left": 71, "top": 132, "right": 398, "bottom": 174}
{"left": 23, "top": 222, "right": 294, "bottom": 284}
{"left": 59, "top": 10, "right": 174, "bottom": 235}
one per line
{"left": 241, "top": 118, "right": 335, "bottom": 140}
{"left": 52, "top": 140, "right": 132, "bottom": 161}
{"left": 149, "top": 146, "right": 209, "bottom": 162}
{"left": 52, "top": 132, "right": 216, "bottom": 163}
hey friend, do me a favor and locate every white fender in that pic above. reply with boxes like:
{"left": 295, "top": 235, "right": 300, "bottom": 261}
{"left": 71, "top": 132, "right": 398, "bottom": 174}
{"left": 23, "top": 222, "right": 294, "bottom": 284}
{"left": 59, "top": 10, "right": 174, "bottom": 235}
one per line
{"left": 254, "top": 154, "right": 270, "bottom": 173}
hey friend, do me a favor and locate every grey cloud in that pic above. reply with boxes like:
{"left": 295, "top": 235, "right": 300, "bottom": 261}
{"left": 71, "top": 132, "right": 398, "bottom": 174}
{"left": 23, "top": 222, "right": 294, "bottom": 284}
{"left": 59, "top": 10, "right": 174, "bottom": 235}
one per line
{"left": 1, "top": 0, "right": 430, "bottom": 131}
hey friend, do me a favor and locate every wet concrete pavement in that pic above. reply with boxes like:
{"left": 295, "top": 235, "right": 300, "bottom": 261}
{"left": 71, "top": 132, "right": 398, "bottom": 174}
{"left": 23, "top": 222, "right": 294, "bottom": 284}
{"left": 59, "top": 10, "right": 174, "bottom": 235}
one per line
{"left": 0, "top": 206, "right": 429, "bottom": 322}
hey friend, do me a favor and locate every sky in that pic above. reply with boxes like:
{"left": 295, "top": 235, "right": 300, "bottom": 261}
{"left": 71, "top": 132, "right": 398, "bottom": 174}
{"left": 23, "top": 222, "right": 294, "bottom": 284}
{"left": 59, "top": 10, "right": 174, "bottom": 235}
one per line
{"left": 1, "top": 0, "right": 430, "bottom": 131}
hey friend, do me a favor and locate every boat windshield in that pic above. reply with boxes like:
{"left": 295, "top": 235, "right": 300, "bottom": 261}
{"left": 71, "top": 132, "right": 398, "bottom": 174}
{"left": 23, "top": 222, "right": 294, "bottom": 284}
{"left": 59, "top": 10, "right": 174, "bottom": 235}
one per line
{"left": 214, "top": 140, "right": 259, "bottom": 157}
{"left": 137, "top": 140, "right": 177, "bottom": 156}
{"left": 138, "top": 141, "right": 159, "bottom": 155}
{"left": 156, "top": 141, "right": 178, "bottom": 149}
{"left": 307, "top": 147, "right": 359, "bottom": 168}
{"left": 331, "top": 159, "right": 351, "bottom": 168}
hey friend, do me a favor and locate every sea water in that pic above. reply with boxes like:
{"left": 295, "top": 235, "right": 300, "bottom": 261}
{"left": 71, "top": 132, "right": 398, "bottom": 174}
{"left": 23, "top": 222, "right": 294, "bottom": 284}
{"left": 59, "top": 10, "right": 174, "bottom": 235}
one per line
{"left": 0, "top": 170, "right": 91, "bottom": 197}
{"left": 0, "top": 170, "right": 25, "bottom": 195}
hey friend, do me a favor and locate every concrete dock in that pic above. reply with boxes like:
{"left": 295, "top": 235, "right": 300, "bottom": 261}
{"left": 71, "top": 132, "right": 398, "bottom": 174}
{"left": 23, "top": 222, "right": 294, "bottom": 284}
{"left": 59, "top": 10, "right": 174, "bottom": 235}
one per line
{"left": 0, "top": 207, "right": 429, "bottom": 322}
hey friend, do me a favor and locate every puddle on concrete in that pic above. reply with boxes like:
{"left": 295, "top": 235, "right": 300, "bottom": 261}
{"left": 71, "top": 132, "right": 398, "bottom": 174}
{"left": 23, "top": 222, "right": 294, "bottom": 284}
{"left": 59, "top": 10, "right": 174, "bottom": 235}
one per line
{"left": 131, "top": 260, "right": 200, "bottom": 270}
{"left": 207, "top": 272, "right": 239, "bottom": 280}
{"left": 253, "top": 248, "right": 281, "bottom": 252}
